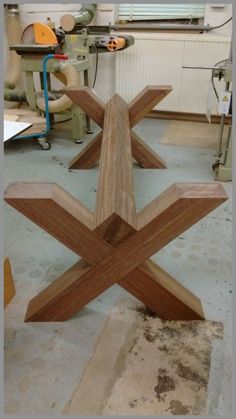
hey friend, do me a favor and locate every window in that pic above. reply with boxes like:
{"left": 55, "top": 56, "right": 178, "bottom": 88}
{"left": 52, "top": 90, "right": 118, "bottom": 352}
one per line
{"left": 118, "top": 4, "right": 206, "bottom": 22}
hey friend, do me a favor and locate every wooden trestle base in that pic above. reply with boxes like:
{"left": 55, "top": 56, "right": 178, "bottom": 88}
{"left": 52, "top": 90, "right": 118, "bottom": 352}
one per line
{"left": 4, "top": 86, "right": 228, "bottom": 322}
{"left": 66, "top": 86, "right": 170, "bottom": 170}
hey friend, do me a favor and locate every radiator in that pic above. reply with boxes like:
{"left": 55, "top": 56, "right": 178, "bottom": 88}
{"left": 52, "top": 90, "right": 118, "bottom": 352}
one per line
{"left": 115, "top": 33, "right": 231, "bottom": 114}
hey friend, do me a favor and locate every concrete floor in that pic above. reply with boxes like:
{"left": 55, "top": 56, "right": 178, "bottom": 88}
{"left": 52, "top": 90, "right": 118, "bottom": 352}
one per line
{"left": 4, "top": 118, "right": 232, "bottom": 414}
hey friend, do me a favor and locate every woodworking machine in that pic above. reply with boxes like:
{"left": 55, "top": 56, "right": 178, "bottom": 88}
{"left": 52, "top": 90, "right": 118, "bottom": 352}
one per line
{"left": 8, "top": 8, "right": 134, "bottom": 143}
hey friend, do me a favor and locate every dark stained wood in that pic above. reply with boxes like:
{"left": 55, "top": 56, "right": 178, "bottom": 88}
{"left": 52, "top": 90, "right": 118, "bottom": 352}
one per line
{"left": 23, "top": 183, "right": 227, "bottom": 321}
{"left": 119, "top": 260, "right": 204, "bottom": 320}
{"left": 24, "top": 207, "right": 205, "bottom": 321}
{"left": 25, "top": 259, "right": 92, "bottom": 321}
{"left": 63, "top": 87, "right": 105, "bottom": 127}
{"left": 131, "top": 131, "right": 167, "bottom": 168}
{"left": 69, "top": 131, "right": 102, "bottom": 169}
{"left": 95, "top": 94, "right": 136, "bottom": 229}
{"left": 4, "top": 183, "right": 111, "bottom": 265}
{"left": 4, "top": 87, "right": 228, "bottom": 322}
{"left": 129, "top": 85, "right": 172, "bottom": 127}
{"left": 64, "top": 86, "right": 170, "bottom": 170}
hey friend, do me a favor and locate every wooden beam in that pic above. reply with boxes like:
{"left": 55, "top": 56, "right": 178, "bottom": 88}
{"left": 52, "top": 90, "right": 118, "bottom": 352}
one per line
{"left": 24, "top": 183, "right": 227, "bottom": 321}
{"left": 25, "top": 259, "right": 92, "bottom": 321}
{"left": 65, "top": 86, "right": 170, "bottom": 170}
{"left": 4, "top": 183, "right": 111, "bottom": 265}
{"left": 69, "top": 129, "right": 167, "bottom": 170}
{"left": 131, "top": 131, "right": 167, "bottom": 168}
{"left": 129, "top": 85, "right": 172, "bottom": 127}
{"left": 63, "top": 87, "right": 105, "bottom": 127}
{"left": 119, "top": 260, "right": 204, "bottom": 320}
{"left": 25, "top": 212, "right": 205, "bottom": 321}
{"left": 69, "top": 131, "right": 103, "bottom": 169}
{"left": 95, "top": 94, "right": 136, "bottom": 230}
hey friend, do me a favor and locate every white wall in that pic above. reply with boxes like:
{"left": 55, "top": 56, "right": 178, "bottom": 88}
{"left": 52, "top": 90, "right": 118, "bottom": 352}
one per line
{"left": 204, "top": 4, "right": 232, "bottom": 37}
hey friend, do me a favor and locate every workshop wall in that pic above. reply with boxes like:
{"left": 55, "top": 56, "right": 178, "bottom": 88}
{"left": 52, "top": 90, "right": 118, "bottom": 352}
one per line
{"left": 204, "top": 4, "right": 232, "bottom": 36}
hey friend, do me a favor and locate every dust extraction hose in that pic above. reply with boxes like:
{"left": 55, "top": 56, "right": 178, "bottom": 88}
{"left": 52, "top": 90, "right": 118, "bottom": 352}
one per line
{"left": 5, "top": 6, "right": 22, "bottom": 89}
{"left": 60, "top": 4, "right": 97, "bottom": 32}
{"left": 36, "top": 63, "right": 81, "bottom": 113}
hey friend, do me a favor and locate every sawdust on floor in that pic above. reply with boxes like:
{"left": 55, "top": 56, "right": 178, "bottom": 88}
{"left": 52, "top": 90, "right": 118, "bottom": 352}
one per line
{"left": 65, "top": 298, "right": 223, "bottom": 416}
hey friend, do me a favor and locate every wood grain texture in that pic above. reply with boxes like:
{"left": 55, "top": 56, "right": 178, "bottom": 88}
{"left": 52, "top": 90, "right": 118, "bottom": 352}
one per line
{"left": 65, "top": 86, "right": 170, "bottom": 170}
{"left": 131, "top": 131, "right": 167, "bottom": 168}
{"left": 68, "top": 129, "right": 167, "bottom": 170}
{"left": 5, "top": 86, "right": 228, "bottom": 322}
{"left": 129, "top": 85, "right": 172, "bottom": 127}
{"left": 24, "top": 182, "right": 227, "bottom": 321}
{"left": 4, "top": 183, "right": 111, "bottom": 265}
{"left": 69, "top": 131, "right": 103, "bottom": 169}
{"left": 4, "top": 258, "right": 15, "bottom": 308}
{"left": 25, "top": 259, "right": 92, "bottom": 321}
{"left": 95, "top": 94, "right": 136, "bottom": 229}
{"left": 119, "top": 260, "right": 204, "bottom": 320}
{"left": 63, "top": 87, "right": 105, "bottom": 127}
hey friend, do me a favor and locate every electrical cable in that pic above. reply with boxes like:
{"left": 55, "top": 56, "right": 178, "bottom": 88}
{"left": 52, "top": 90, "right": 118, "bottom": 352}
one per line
{"left": 208, "top": 17, "right": 232, "bottom": 31}
{"left": 53, "top": 117, "right": 72, "bottom": 124}
{"left": 93, "top": 53, "right": 99, "bottom": 88}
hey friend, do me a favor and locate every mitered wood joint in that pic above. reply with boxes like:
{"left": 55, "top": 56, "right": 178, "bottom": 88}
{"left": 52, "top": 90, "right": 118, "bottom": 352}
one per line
{"left": 4, "top": 87, "right": 228, "bottom": 322}
{"left": 64, "top": 86, "right": 172, "bottom": 170}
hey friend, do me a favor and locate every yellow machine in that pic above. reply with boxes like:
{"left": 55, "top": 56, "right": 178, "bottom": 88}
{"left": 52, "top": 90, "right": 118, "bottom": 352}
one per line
{"left": 34, "top": 22, "right": 58, "bottom": 45}
{"left": 5, "top": 4, "right": 135, "bottom": 147}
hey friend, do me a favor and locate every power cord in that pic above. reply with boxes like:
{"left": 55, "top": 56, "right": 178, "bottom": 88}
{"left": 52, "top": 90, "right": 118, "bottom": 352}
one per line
{"left": 211, "top": 58, "right": 230, "bottom": 100}
{"left": 93, "top": 53, "right": 99, "bottom": 88}
{"left": 208, "top": 17, "right": 232, "bottom": 31}
{"left": 53, "top": 117, "right": 72, "bottom": 125}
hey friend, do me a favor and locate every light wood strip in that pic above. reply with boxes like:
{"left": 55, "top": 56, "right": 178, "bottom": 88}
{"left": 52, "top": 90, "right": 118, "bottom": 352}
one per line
{"left": 4, "top": 258, "right": 16, "bottom": 308}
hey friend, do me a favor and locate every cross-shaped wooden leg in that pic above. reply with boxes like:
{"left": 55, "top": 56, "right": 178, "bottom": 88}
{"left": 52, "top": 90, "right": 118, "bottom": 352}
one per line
{"left": 64, "top": 86, "right": 171, "bottom": 169}
{"left": 5, "top": 93, "right": 228, "bottom": 322}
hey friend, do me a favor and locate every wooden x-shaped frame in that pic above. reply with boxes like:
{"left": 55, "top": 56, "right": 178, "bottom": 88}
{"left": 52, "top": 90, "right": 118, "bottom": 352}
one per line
{"left": 65, "top": 85, "right": 171, "bottom": 169}
{"left": 4, "top": 87, "right": 227, "bottom": 322}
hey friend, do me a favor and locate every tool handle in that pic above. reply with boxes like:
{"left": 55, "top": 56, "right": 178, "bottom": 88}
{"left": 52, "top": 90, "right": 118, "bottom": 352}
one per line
{"left": 54, "top": 54, "right": 68, "bottom": 60}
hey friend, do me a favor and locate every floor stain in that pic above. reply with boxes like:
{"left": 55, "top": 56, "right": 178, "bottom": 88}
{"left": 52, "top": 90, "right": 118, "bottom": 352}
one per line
{"left": 129, "top": 399, "right": 138, "bottom": 408}
{"left": 29, "top": 269, "right": 42, "bottom": 279}
{"left": 208, "top": 258, "right": 218, "bottom": 265}
{"left": 190, "top": 244, "right": 202, "bottom": 251}
{"left": 29, "top": 357, "right": 46, "bottom": 370}
{"left": 171, "top": 251, "right": 181, "bottom": 258}
{"left": 188, "top": 254, "right": 199, "bottom": 261}
{"left": 154, "top": 371, "right": 176, "bottom": 401}
{"left": 176, "top": 361, "right": 207, "bottom": 389}
{"left": 168, "top": 399, "right": 190, "bottom": 415}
